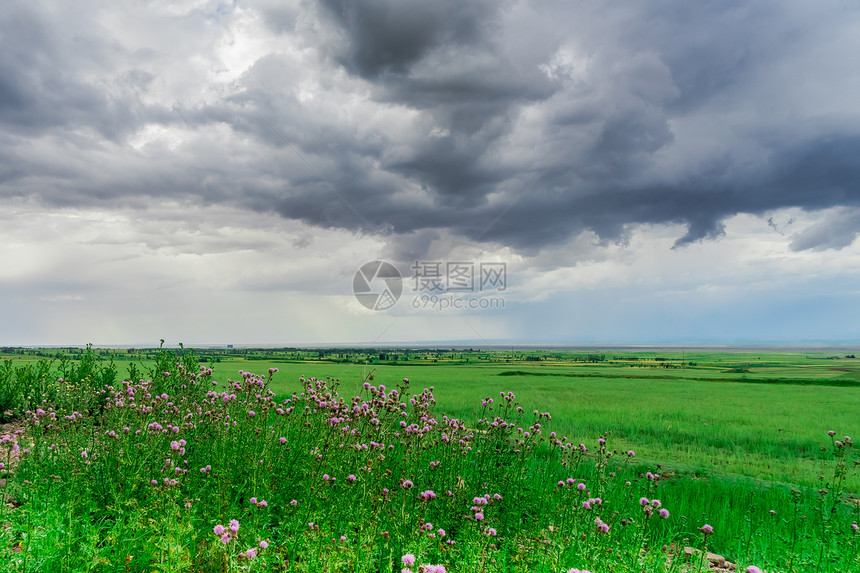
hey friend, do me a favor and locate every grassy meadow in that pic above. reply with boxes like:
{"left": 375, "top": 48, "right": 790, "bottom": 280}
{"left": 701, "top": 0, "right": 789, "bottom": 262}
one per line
{"left": 0, "top": 345, "right": 857, "bottom": 572}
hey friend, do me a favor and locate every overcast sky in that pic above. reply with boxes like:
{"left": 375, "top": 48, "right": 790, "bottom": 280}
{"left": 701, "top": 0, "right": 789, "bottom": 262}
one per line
{"left": 2, "top": 0, "right": 860, "bottom": 346}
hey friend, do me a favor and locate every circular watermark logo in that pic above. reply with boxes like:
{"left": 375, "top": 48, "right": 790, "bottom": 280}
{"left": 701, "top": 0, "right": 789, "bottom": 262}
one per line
{"left": 353, "top": 260, "right": 402, "bottom": 311}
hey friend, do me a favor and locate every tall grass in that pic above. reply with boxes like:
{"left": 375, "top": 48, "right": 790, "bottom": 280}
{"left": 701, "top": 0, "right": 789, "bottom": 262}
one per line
{"left": 0, "top": 349, "right": 857, "bottom": 571}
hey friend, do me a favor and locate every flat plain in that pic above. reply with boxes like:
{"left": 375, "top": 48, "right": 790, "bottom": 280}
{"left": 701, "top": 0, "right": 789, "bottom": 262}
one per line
{"left": 1, "top": 346, "right": 857, "bottom": 572}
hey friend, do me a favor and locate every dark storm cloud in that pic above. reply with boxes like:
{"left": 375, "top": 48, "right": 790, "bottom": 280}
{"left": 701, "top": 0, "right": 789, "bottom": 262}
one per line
{"left": 318, "top": 0, "right": 497, "bottom": 78}
{"left": 0, "top": 3, "right": 164, "bottom": 140}
{"left": 2, "top": 0, "right": 860, "bottom": 255}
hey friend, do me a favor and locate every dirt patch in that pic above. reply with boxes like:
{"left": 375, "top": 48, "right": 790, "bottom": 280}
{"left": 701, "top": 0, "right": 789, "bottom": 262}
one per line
{"left": 667, "top": 544, "right": 742, "bottom": 572}
{"left": 0, "top": 417, "right": 28, "bottom": 472}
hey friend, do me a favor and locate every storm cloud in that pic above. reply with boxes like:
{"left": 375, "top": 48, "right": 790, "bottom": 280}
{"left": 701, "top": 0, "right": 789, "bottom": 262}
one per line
{"left": 2, "top": 0, "right": 860, "bottom": 257}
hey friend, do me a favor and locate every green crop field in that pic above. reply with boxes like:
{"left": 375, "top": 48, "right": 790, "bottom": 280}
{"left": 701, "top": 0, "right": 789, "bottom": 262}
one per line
{"left": 0, "top": 345, "right": 857, "bottom": 572}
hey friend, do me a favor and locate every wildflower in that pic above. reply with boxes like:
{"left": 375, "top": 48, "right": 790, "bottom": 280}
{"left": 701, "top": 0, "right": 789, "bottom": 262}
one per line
{"left": 347, "top": 474, "right": 357, "bottom": 483}
{"left": 640, "top": 497, "right": 650, "bottom": 506}
{"left": 290, "top": 499, "right": 298, "bottom": 506}
{"left": 259, "top": 500, "right": 268, "bottom": 507}
{"left": 248, "top": 411, "right": 256, "bottom": 417}
{"left": 280, "top": 437, "right": 287, "bottom": 444}
{"left": 659, "top": 509, "right": 670, "bottom": 519}
{"left": 487, "top": 527, "right": 497, "bottom": 536}
{"left": 214, "top": 525, "right": 225, "bottom": 535}
{"left": 170, "top": 441, "right": 180, "bottom": 450}
{"left": 852, "top": 522, "right": 859, "bottom": 531}
{"left": 402, "top": 479, "right": 413, "bottom": 489}
{"left": 577, "top": 483, "right": 586, "bottom": 491}
{"left": 229, "top": 519, "right": 240, "bottom": 533}
{"left": 250, "top": 497, "right": 258, "bottom": 504}
{"left": 259, "top": 540, "right": 268, "bottom": 549}
{"left": 475, "top": 512, "right": 484, "bottom": 521}
{"left": 745, "top": 567, "right": 763, "bottom": 573}
{"left": 402, "top": 554, "right": 416, "bottom": 566}
{"left": 81, "top": 451, "right": 88, "bottom": 459}
{"left": 220, "top": 534, "right": 231, "bottom": 543}
{"left": 699, "top": 524, "right": 714, "bottom": 535}
{"left": 242, "top": 547, "right": 257, "bottom": 559}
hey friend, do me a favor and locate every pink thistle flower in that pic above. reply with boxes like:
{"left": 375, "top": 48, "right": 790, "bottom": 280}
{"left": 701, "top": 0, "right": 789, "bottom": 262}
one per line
{"left": 659, "top": 509, "right": 670, "bottom": 519}
{"left": 259, "top": 540, "right": 268, "bottom": 548}
{"left": 402, "top": 554, "right": 416, "bottom": 566}
{"left": 248, "top": 411, "right": 256, "bottom": 417}
{"left": 250, "top": 497, "right": 258, "bottom": 504}
{"left": 745, "top": 567, "right": 763, "bottom": 573}
{"left": 699, "top": 524, "right": 714, "bottom": 535}
{"left": 220, "top": 534, "right": 231, "bottom": 543}
{"left": 475, "top": 512, "right": 484, "bottom": 521}
{"left": 214, "top": 525, "right": 225, "bottom": 535}
{"left": 229, "top": 519, "right": 240, "bottom": 533}
{"left": 279, "top": 437, "right": 287, "bottom": 444}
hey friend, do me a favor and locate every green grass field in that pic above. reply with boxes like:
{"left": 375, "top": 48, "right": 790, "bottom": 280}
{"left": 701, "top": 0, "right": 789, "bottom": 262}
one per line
{"left": 4, "top": 346, "right": 859, "bottom": 491}
{"left": 1, "top": 346, "right": 858, "bottom": 571}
